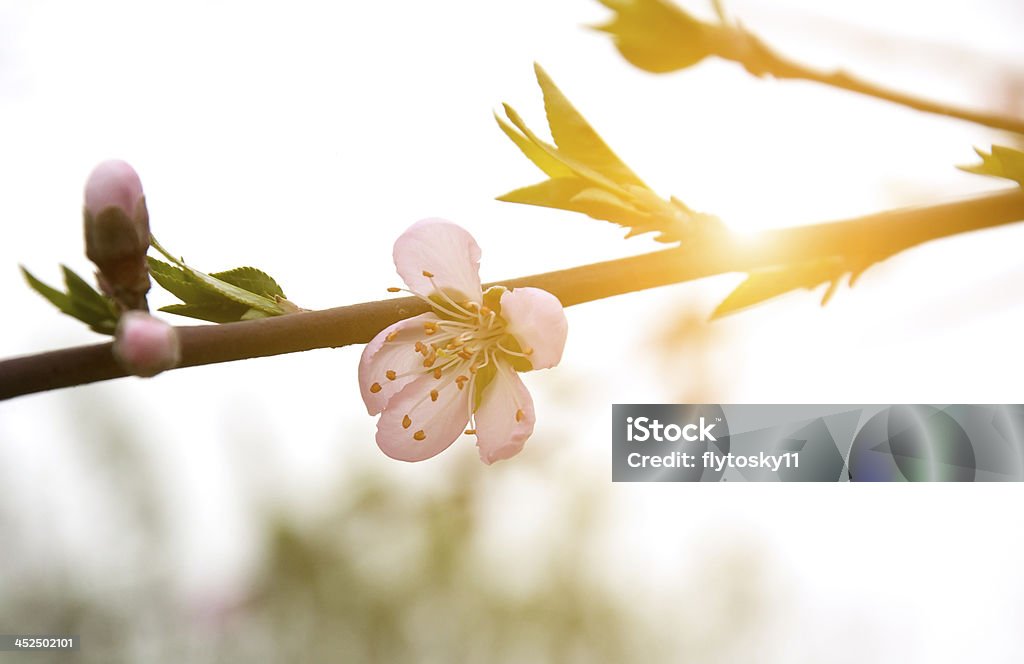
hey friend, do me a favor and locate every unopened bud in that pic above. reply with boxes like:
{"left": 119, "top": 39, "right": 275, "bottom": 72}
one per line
{"left": 84, "top": 160, "right": 151, "bottom": 311}
{"left": 112, "top": 312, "right": 181, "bottom": 378}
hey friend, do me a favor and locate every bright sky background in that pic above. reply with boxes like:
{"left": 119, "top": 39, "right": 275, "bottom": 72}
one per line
{"left": 1, "top": 0, "right": 1023, "bottom": 660}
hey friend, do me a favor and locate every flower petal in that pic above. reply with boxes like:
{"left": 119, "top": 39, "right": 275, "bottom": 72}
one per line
{"left": 393, "top": 218, "right": 482, "bottom": 301}
{"left": 359, "top": 312, "right": 439, "bottom": 415}
{"left": 112, "top": 312, "right": 180, "bottom": 378}
{"left": 85, "top": 159, "right": 144, "bottom": 218}
{"left": 474, "top": 364, "right": 536, "bottom": 465}
{"left": 376, "top": 373, "right": 471, "bottom": 462}
{"left": 499, "top": 287, "right": 568, "bottom": 370}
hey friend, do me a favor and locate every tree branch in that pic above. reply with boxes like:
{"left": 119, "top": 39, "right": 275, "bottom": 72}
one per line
{"left": 2, "top": 188, "right": 1023, "bottom": 401}
{"left": 721, "top": 28, "right": 1024, "bottom": 134}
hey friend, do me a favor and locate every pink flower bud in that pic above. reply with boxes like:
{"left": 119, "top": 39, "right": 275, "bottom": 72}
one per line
{"left": 83, "top": 160, "right": 151, "bottom": 311}
{"left": 85, "top": 160, "right": 144, "bottom": 219}
{"left": 112, "top": 312, "right": 181, "bottom": 377}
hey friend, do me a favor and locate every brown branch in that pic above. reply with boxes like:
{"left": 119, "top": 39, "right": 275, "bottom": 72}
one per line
{"left": 2, "top": 188, "right": 1024, "bottom": 401}
{"left": 720, "top": 28, "right": 1024, "bottom": 134}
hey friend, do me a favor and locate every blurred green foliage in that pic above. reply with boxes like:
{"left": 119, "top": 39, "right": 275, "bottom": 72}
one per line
{"left": 0, "top": 394, "right": 780, "bottom": 663}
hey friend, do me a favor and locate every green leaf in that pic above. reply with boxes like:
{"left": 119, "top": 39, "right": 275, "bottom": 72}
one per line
{"left": 148, "top": 257, "right": 221, "bottom": 305}
{"left": 210, "top": 266, "right": 286, "bottom": 299}
{"left": 21, "top": 266, "right": 118, "bottom": 334}
{"left": 499, "top": 103, "right": 625, "bottom": 194}
{"left": 593, "top": 0, "right": 712, "bottom": 74}
{"left": 494, "top": 111, "right": 573, "bottom": 180}
{"left": 958, "top": 145, "right": 1024, "bottom": 186}
{"left": 497, "top": 67, "right": 720, "bottom": 243}
{"left": 533, "top": 63, "right": 646, "bottom": 188}
{"left": 147, "top": 238, "right": 298, "bottom": 323}
{"left": 62, "top": 265, "right": 117, "bottom": 322}
{"left": 150, "top": 237, "right": 285, "bottom": 316}
{"left": 22, "top": 266, "right": 73, "bottom": 313}
{"left": 711, "top": 258, "right": 853, "bottom": 319}
{"left": 158, "top": 302, "right": 248, "bottom": 324}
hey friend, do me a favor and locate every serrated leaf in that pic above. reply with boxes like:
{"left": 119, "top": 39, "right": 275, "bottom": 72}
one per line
{"left": 22, "top": 266, "right": 73, "bottom": 314}
{"left": 148, "top": 257, "right": 221, "bottom": 305}
{"left": 22, "top": 266, "right": 118, "bottom": 334}
{"left": 158, "top": 302, "right": 248, "bottom": 324}
{"left": 711, "top": 258, "right": 850, "bottom": 319}
{"left": 533, "top": 63, "right": 646, "bottom": 188}
{"left": 210, "top": 266, "right": 286, "bottom": 299}
{"left": 62, "top": 265, "right": 117, "bottom": 321}
{"left": 958, "top": 145, "right": 1024, "bottom": 186}
{"left": 150, "top": 237, "right": 285, "bottom": 316}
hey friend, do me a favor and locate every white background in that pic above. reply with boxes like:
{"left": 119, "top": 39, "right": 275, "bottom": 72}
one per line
{"left": 1, "top": 0, "right": 1023, "bottom": 660}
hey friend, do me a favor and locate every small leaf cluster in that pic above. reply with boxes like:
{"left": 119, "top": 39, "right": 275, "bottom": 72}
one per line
{"left": 149, "top": 237, "right": 298, "bottom": 323}
{"left": 497, "top": 64, "right": 720, "bottom": 244}
{"left": 21, "top": 265, "right": 119, "bottom": 333}
{"left": 23, "top": 237, "right": 298, "bottom": 334}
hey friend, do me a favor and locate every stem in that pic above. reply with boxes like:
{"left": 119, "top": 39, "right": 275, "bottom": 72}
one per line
{"left": 2, "top": 188, "right": 1023, "bottom": 401}
{"left": 717, "top": 27, "right": 1024, "bottom": 134}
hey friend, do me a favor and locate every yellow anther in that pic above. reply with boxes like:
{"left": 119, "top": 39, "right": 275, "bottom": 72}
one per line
{"left": 524, "top": 347, "right": 534, "bottom": 356}
{"left": 455, "top": 375, "right": 469, "bottom": 390}
{"left": 430, "top": 389, "right": 439, "bottom": 402}
{"left": 370, "top": 382, "right": 382, "bottom": 394}
{"left": 464, "top": 429, "right": 477, "bottom": 435}
{"left": 387, "top": 287, "right": 401, "bottom": 293}
{"left": 385, "top": 331, "right": 399, "bottom": 342}
{"left": 385, "top": 370, "right": 397, "bottom": 381}
{"left": 414, "top": 341, "right": 426, "bottom": 355}
{"left": 423, "top": 356, "right": 435, "bottom": 368}
{"left": 422, "top": 270, "right": 434, "bottom": 278}
{"left": 469, "top": 365, "right": 478, "bottom": 374}
{"left": 458, "top": 350, "right": 472, "bottom": 360}
{"left": 402, "top": 414, "right": 412, "bottom": 429}
{"left": 413, "top": 430, "right": 426, "bottom": 441}
{"left": 433, "top": 367, "right": 442, "bottom": 379}
{"left": 515, "top": 409, "right": 524, "bottom": 422}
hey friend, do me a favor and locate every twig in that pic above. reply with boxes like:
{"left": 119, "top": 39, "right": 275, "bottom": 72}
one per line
{"left": 2, "top": 188, "right": 1023, "bottom": 401}
{"left": 718, "top": 27, "right": 1024, "bottom": 134}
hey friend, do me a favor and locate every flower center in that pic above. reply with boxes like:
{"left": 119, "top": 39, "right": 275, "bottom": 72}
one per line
{"left": 371, "top": 275, "right": 535, "bottom": 442}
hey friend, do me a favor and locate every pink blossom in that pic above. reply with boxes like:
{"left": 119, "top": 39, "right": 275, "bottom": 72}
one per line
{"left": 359, "top": 219, "right": 568, "bottom": 464}
{"left": 85, "top": 160, "right": 144, "bottom": 219}
{"left": 83, "top": 160, "right": 151, "bottom": 310}
{"left": 112, "top": 312, "right": 181, "bottom": 377}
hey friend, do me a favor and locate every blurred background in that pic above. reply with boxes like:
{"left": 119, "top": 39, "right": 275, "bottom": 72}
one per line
{"left": 1, "top": 0, "right": 1024, "bottom": 661}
